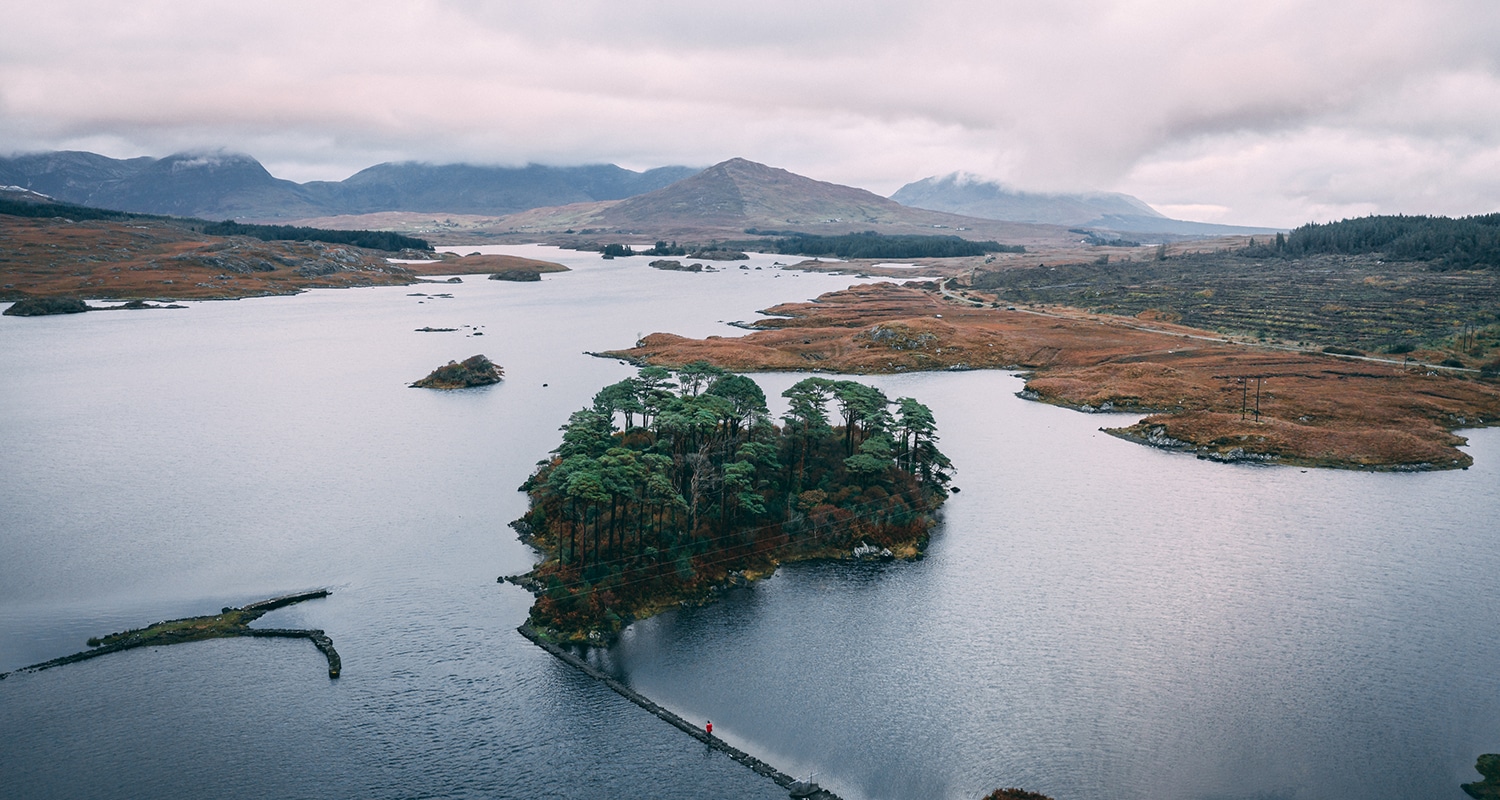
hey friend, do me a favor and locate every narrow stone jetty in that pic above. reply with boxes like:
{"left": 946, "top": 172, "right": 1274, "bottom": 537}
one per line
{"left": 0, "top": 590, "right": 340, "bottom": 680}
{"left": 518, "top": 625, "right": 839, "bottom": 800}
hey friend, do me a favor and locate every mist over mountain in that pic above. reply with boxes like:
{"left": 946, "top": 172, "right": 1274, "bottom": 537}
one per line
{"left": 892, "top": 173, "right": 1282, "bottom": 235}
{"left": 0, "top": 151, "right": 699, "bottom": 221}
{"left": 307, "top": 162, "right": 699, "bottom": 217}
{"left": 491, "top": 157, "right": 1074, "bottom": 244}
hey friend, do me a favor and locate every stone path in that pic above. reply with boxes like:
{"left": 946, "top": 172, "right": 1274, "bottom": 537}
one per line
{"left": 519, "top": 625, "right": 839, "bottom": 799}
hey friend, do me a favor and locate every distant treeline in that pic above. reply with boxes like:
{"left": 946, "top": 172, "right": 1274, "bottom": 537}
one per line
{"left": 0, "top": 197, "right": 431, "bottom": 252}
{"left": 200, "top": 221, "right": 431, "bottom": 252}
{"left": 745, "top": 230, "right": 1024, "bottom": 259}
{"left": 1245, "top": 214, "right": 1500, "bottom": 270}
{"left": 0, "top": 197, "right": 141, "bottom": 223}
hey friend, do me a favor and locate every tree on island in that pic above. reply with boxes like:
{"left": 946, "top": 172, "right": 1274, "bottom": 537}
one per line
{"left": 514, "top": 363, "right": 951, "bottom": 639}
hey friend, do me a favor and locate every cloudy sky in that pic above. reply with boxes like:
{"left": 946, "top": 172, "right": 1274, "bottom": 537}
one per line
{"left": 3, "top": 1, "right": 1497, "bottom": 227}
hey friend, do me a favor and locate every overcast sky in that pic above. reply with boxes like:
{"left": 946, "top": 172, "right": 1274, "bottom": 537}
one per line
{"left": 3, "top": 1, "right": 1497, "bottom": 227}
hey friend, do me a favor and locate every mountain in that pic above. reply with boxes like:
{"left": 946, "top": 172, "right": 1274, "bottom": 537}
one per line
{"left": 302, "top": 162, "right": 699, "bottom": 216}
{"left": 598, "top": 157, "right": 909, "bottom": 229}
{"left": 891, "top": 173, "right": 1282, "bottom": 235}
{"left": 0, "top": 151, "right": 699, "bottom": 221}
{"left": 496, "top": 157, "right": 1068, "bottom": 244}
{"left": 892, "top": 173, "right": 1162, "bottom": 225}
{"left": 0, "top": 151, "right": 319, "bottom": 219}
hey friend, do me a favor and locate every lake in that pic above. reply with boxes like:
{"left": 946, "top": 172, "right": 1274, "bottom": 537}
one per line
{"left": 2, "top": 246, "right": 1496, "bottom": 800}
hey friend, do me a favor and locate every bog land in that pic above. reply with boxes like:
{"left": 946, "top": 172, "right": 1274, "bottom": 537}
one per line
{"left": 608, "top": 281, "right": 1500, "bottom": 471}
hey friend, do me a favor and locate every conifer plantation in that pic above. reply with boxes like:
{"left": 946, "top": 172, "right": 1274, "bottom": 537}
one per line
{"left": 514, "top": 363, "right": 952, "bottom": 639}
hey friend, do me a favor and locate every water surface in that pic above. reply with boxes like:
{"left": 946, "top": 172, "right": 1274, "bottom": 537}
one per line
{"left": 2, "top": 247, "right": 1495, "bottom": 799}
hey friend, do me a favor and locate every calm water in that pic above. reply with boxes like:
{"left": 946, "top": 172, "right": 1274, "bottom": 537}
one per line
{"left": 1, "top": 247, "right": 1496, "bottom": 800}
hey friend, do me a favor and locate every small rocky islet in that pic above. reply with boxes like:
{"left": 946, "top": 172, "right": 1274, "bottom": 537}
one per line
{"left": 488, "top": 269, "right": 542, "bottom": 282}
{"left": 410, "top": 354, "right": 504, "bottom": 389}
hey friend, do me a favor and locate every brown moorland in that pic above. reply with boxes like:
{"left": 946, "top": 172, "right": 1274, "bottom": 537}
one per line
{"left": 0, "top": 215, "right": 567, "bottom": 302}
{"left": 0, "top": 214, "right": 416, "bottom": 300}
{"left": 605, "top": 283, "right": 1500, "bottom": 471}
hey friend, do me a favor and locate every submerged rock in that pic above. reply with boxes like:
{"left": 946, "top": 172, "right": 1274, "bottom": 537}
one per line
{"left": 411, "top": 354, "right": 504, "bottom": 389}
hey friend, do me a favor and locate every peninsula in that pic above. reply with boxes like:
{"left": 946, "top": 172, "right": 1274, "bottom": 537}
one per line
{"left": 0, "top": 591, "right": 341, "bottom": 680}
{"left": 607, "top": 282, "right": 1500, "bottom": 471}
{"left": 0, "top": 196, "right": 565, "bottom": 303}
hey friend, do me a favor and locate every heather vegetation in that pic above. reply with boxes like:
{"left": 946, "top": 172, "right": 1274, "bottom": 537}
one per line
{"left": 971, "top": 248, "right": 1500, "bottom": 361}
{"left": 514, "top": 363, "right": 950, "bottom": 638}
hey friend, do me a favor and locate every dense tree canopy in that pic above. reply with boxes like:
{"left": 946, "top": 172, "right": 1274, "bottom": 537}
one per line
{"left": 1259, "top": 214, "right": 1500, "bottom": 270}
{"left": 198, "top": 221, "right": 431, "bottom": 252}
{"left": 515, "top": 364, "right": 951, "bottom": 638}
{"left": 745, "top": 230, "right": 1024, "bottom": 259}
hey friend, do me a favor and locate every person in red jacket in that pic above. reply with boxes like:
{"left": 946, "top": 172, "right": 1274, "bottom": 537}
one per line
{"left": 705, "top": 720, "right": 713, "bottom": 737}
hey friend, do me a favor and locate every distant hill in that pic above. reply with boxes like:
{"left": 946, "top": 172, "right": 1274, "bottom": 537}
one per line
{"left": 303, "top": 162, "right": 699, "bottom": 217}
{"left": 0, "top": 151, "right": 323, "bottom": 220}
{"left": 0, "top": 151, "right": 699, "bottom": 221}
{"left": 497, "top": 157, "right": 1072, "bottom": 244}
{"left": 599, "top": 157, "right": 910, "bottom": 229}
{"left": 892, "top": 173, "right": 1162, "bottom": 225}
{"left": 891, "top": 173, "right": 1282, "bottom": 236}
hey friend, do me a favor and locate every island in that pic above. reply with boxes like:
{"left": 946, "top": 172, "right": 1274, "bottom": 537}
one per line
{"left": 405, "top": 253, "right": 569, "bottom": 278}
{"left": 3, "top": 297, "right": 92, "bottom": 316}
{"left": 488, "top": 269, "right": 542, "bottom": 282}
{"left": 649, "top": 259, "right": 704, "bottom": 272}
{"left": 509, "top": 363, "right": 950, "bottom": 641}
{"left": 410, "top": 354, "right": 504, "bottom": 389}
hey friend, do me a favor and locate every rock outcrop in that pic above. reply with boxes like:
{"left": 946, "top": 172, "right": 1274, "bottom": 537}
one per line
{"left": 4, "top": 297, "right": 92, "bottom": 316}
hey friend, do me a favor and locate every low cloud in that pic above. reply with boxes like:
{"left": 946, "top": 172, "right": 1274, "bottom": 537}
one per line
{"left": 2, "top": 0, "right": 1496, "bottom": 226}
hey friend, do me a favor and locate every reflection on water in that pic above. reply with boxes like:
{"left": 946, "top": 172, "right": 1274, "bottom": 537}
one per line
{"left": 2, "top": 247, "right": 1497, "bottom": 800}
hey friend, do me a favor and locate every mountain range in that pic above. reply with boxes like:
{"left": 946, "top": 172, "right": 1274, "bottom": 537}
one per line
{"left": 478, "top": 157, "right": 1077, "bottom": 243}
{"left": 1, "top": 149, "right": 1278, "bottom": 238}
{"left": 0, "top": 151, "right": 697, "bottom": 221}
{"left": 889, "top": 173, "right": 1281, "bottom": 236}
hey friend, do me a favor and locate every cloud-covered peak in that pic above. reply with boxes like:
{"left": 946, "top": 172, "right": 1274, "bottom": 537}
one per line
{"left": 3, "top": 1, "right": 1496, "bottom": 226}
